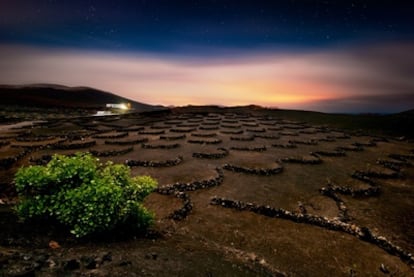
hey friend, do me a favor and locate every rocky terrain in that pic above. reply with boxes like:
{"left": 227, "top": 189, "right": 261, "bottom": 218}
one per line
{"left": 0, "top": 106, "right": 413, "bottom": 276}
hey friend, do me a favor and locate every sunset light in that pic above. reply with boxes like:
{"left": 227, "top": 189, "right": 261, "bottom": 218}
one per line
{"left": 1, "top": 43, "right": 413, "bottom": 113}
{"left": 1, "top": 2, "right": 414, "bottom": 276}
{"left": 1, "top": 1, "right": 413, "bottom": 113}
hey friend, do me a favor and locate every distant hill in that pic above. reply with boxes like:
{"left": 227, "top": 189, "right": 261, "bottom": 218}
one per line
{"left": 0, "top": 84, "right": 161, "bottom": 112}
{"left": 398, "top": 109, "right": 414, "bottom": 115}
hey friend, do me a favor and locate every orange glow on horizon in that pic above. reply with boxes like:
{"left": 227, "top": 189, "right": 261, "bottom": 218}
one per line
{"left": 220, "top": 81, "right": 335, "bottom": 105}
{"left": 1, "top": 43, "right": 413, "bottom": 113}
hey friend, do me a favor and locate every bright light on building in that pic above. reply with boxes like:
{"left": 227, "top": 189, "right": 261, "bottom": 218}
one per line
{"left": 119, "top": 103, "right": 128, "bottom": 110}
{"left": 106, "top": 103, "right": 130, "bottom": 110}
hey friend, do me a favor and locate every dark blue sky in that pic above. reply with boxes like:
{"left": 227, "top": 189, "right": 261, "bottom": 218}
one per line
{"left": 1, "top": 0, "right": 413, "bottom": 53}
{"left": 1, "top": 1, "right": 414, "bottom": 113}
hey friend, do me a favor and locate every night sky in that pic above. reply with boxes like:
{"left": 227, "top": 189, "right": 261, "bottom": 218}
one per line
{"left": 1, "top": 0, "right": 414, "bottom": 113}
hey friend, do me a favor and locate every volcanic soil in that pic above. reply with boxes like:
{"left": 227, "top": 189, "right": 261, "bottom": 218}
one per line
{"left": 0, "top": 107, "right": 413, "bottom": 276}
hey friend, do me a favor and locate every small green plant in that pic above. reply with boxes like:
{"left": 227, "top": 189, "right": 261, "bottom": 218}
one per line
{"left": 15, "top": 153, "right": 157, "bottom": 237}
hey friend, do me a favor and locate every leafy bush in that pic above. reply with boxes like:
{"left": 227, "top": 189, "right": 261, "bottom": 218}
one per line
{"left": 15, "top": 153, "right": 157, "bottom": 237}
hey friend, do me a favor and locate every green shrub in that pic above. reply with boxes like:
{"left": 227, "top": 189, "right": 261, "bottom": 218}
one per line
{"left": 15, "top": 153, "right": 157, "bottom": 237}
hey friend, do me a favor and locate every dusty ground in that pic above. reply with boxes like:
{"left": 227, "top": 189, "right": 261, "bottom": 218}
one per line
{"left": 0, "top": 108, "right": 413, "bottom": 276}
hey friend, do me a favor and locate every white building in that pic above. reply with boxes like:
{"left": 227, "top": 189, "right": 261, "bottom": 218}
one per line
{"left": 106, "top": 103, "right": 131, "bottom": 110}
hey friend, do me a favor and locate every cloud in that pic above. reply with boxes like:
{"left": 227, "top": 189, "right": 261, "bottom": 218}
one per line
{"left": 0, "top": 42, "right": 413, "bottom": 113}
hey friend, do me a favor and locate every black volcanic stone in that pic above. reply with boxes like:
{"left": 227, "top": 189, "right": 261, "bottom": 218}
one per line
{"left": 63, "top": 259, "right": 80, "bottom": 271}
